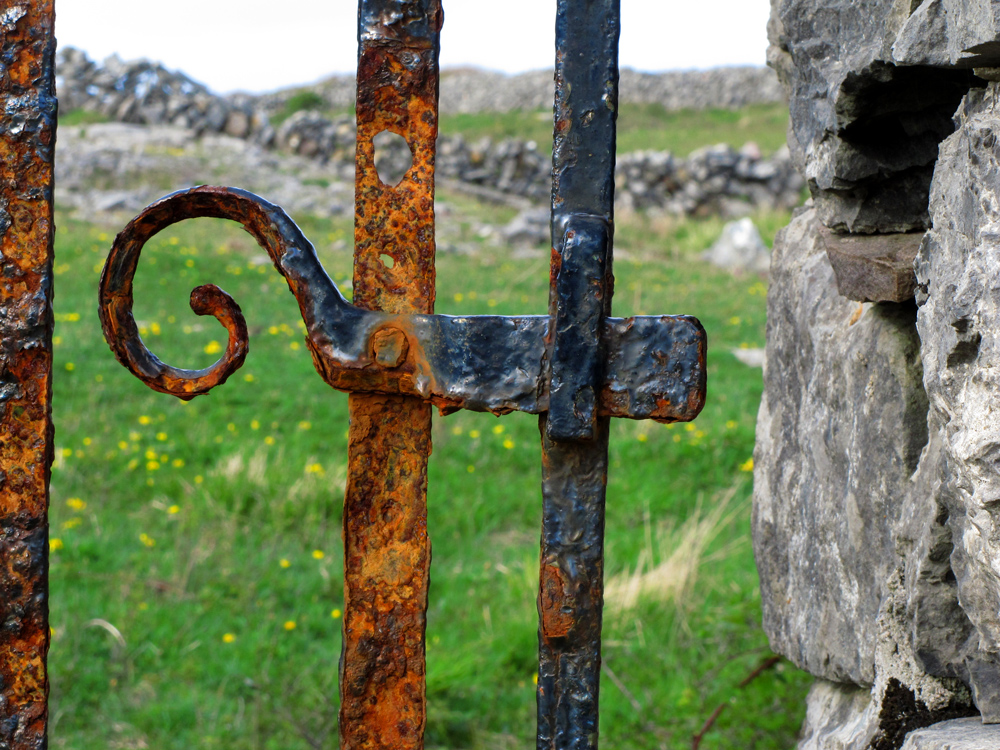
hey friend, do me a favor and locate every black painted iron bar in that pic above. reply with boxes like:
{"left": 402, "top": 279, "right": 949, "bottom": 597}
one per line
{"left": 537, "top": 1, "right": 621, "bottom": 748}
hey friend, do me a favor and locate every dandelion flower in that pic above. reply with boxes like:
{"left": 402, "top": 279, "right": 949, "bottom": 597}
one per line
{"left": 222, "top": 633, "right": 236, "bottom": 643}
{"left": 331, "top": 609, "right": 342, "bottom": 619}
{"left": 312, "top": 550, "right": 325, "bottom": 560}
{"left": 740, "top": 458, "right": 754, "bottom": 472}
{"left": 64, "top": 362, "right": 75, "bottom": 372}
{"left": 168, "top": 505, "right": 180, "bottom": 514}
{"left": 138, "top": 415, "right": 152, "bottom": 425}
{"left": 280, "top": 558, "right": 291, "bottom": 569}
{"left": 244, "top": 373, "right": 255, "bottom": 383}
{"left": 82, "top": 437, "right": 92, "bottom": 446}
{"left": 49, "top": 538, "right": 63, "bottom": 552}
{"left": 469, "top": 430, "right": 480, "bottom": 439}
{"left": 283, "top": 620, "right": 297, "bottom": 631}
{"left": 204, "top": 341, "right": 222, "bottom": 355}
{"left": 156, "top": 432, "right": 168, "bottom": 442}
{"left": 502, "top": 439, "right": 515, "bottom": 450}
{"left": 492, "top": 424, "right": 504, "bottom": 435}
{"left": 298, "top": 421, "right": 311, "bottom": 431}
{"left": 66, "top": 497, "right": 86, "bottom": 511}
{"left": 637, "top": 433, "right": 648, "bottom": 443}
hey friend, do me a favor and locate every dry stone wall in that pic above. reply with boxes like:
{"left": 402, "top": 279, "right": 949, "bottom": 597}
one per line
{"left": 55, "top": 48, "right": 804, "bottom": 218}
{"left": 754, "top": 0, "right": 1000, "bottom": 747}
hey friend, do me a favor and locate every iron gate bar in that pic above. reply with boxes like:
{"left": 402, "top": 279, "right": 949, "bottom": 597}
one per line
{"left": 342, "top": 1, "right": 441, "bottom": 748}
{"left": 0, "top": 2, "right": 56, "bottom": 748}
{"left": 96, "top": 0, "right": 708, "bottom": 747}
{"left": 538, "top": 2, "right": 619, "bottom": 747}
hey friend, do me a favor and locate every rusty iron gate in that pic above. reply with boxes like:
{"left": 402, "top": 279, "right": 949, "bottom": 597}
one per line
{"left": 0, "top": 1, "right": 707, "bottom": 747}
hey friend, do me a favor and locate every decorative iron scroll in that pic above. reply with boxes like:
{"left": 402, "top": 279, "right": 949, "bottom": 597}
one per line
{"left": 94, "top": 0, "right": 708, "bottom": 748}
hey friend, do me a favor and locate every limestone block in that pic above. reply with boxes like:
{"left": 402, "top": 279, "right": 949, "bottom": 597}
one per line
{"left": 901, "top": 718, "right": 1000, "bottom": 749}
{"left": 753, "top": 207, "right": 929, "bottom": 685}
{"left": 916, "top": 82, "right": 1000, "bottom": 721}
{"left": 770, "top": 0, "right": 978, "bottom": 232}
{"left": 795, "top": 574, "right": 973, "bottom": 750}
{"left": 820, "top": 227, "right": 921, "bottom": 302}
{"left": 893, "top": 0, "right": 1000, "bottom": 69}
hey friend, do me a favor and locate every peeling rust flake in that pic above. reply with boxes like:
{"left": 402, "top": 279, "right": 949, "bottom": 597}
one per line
{"left": 0, "top": 2, "right": 56, "bottom": 748}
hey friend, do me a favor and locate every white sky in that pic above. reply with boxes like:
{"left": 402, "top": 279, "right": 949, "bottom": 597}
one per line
{"left": 54, "top": 1, "right": 771, "bottom": 94}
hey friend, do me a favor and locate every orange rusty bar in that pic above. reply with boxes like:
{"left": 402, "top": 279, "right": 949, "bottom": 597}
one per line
{"left": 340, "top": 2, "right": 442, "bottom": 748}
{"left": 0, "top": 2, "right": 56, "bottom": 748}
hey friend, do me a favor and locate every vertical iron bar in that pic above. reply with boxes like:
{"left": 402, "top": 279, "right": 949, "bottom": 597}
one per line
{"left": 340, "top": 2, "right": 442, "bottom": 748}
{"left": 537, "top": 2, "right": 620, "bottom": 749}
{"left": 0, "top": 2, "right": 57, "bottom": 748}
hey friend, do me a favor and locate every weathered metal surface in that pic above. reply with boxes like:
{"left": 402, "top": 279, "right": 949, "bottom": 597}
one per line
{"left": 342, "top": 1, "right": 441, "bottom": 748}
{"left": 537, "top": 2, "right": 621, "bottom": 748}
{"left": 0, "top": 3, "right": 56, "bottom": 748}
{"left": 820, "top": 227, "right": 921, "bottom": 303}
{"left": 547, "top": 216, "right": 610, "bottom": 442}
{"left": 95, "top": 0, "right": 710, "bottom": 746}
{"left": 99, "top": 187, "right": 705, "bottom": 422}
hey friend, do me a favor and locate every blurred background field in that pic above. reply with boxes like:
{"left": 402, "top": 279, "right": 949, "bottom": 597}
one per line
{"left": 46, "top": 70, "right": 810, "bottom": 748}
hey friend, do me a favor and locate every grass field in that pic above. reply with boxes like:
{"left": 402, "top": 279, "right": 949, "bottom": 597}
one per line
{"left": 44, "top": 189, "right": 811, "bottom": 749}
{"left": 439, "top": 103, "right": 791, "bottom": 157}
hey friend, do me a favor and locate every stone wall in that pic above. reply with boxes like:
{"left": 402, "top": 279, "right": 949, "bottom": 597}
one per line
{"left": 55, "top": 48, "right": 803, "bottom": 218}
{"left": 753, "top": 1, "right": 1000, "bottom": 747}
{"left": 257, "top": 65, "right": 785, "bottom": 117}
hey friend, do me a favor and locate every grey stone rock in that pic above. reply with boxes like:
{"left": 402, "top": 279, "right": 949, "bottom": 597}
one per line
{"left": 753, "top": 207, "right": 929, "bottom": 685}
{"left": 893, "top": 0, "right": 1000, "bottom": 69}
{"left": 795, "top": 573, "right": 974, "bottom": 750}
{"left": 770, "top": 0, "right": 980, "bottom": 233}
{"left": 702, "top": 218, "right": 771, "bottom": 274}
{"left": 500, "top": 207, "right": 550, "bottom": 246}
{"left": 821, "top": 227, "right": 922, "bottom": 302}
{"left": 901, "top": 718, "right": 1000, "bottom": 749}
{"left": 896, "top": 430, "right": 975, "bottom": 686}
{"left": 916, "top": 82, "right": 1000, "bottom": 721}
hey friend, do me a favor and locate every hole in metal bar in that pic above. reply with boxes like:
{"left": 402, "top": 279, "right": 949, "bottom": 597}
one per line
{"left": 373, "top": 130, "right": 413, "bottom": 187}
{"left": 379, "top": 253, "right": 396, "bottom": 269}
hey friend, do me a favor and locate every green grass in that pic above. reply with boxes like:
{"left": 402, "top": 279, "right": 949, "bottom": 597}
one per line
{"left": 46, "top": 199, "right": 809, "bottom": 749}
{"left": 58, "top": 108, "right": 112, "bottom": 126}
{"left": 439, "top": 103, "right": 790, "bottom": 157}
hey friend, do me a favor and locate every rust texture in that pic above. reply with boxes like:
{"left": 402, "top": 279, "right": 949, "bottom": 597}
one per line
{"left": 0, "top": 3, "right": 56, "bottom": 748}
{"left": 341, "top": 2, "right": 441, "bottom": 749}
